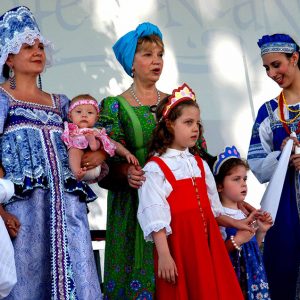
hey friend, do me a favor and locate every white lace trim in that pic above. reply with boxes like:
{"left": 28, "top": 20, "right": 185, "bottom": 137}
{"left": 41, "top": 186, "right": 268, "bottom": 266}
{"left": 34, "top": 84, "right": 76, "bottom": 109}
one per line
{"left": 144, "top": 223, "right": 172, "bottom": 242}
{"left": 0, "top": 29, "right": 54, "bottom": 83}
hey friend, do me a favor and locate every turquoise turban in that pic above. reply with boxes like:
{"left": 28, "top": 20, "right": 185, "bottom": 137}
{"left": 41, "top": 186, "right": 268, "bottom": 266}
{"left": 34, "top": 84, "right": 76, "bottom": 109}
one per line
{"left": 113, "top": 22, "right": 163, "bottom": 77}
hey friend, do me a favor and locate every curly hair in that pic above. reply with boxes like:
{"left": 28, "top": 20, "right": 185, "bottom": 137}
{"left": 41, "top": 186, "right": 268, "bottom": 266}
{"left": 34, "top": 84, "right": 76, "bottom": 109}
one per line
{"left": 148, "top": 95, "right": 203, "bottom": 157}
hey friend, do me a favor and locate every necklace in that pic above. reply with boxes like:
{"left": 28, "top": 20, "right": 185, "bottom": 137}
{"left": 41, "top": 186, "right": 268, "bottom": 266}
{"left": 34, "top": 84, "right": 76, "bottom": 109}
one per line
{"left": 130, "top": 83, "right": 161, "bottom": 113}
{"left": 278, "top": 91, "right": 300, "bottom": 134}
{"left": 282, "top": 92, "right": 300, "bottom": 113}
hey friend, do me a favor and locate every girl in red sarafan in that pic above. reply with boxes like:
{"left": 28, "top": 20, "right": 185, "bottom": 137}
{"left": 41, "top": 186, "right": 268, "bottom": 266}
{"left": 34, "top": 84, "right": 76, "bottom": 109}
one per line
{"left": 138, "top": 83, "right": 254, "bottom": 300}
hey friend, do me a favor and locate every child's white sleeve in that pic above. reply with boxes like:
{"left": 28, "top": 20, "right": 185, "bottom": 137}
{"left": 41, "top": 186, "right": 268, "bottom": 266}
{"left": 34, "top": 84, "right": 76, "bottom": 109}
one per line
{"left": 202, "top": 160, "right": 225, "bottom": 217}
{"left": 137, "top": 162, "right": 172, "bottom": 242}
{"left": 0, "top": 179, "right": 14, "bottom": 203}
{"left": 0, "top": 216, "right": 17, "bottom": 299}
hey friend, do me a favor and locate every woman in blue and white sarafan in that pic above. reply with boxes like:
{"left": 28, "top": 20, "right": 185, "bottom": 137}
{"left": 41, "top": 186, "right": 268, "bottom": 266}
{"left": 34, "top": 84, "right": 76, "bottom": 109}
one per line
{"left": 0, "top": 6, "right": 102, "bottom": 300}
{"left": 248, "top": 34, "right": 300, "bottom": 300}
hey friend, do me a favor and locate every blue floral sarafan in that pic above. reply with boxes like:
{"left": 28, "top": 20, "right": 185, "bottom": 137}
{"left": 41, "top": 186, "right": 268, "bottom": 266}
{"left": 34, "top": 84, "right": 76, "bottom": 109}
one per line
{"left": 0, "top": 88, "right": 101, "bottom": 299}
{"left": 226, "top": 227, "right": 271, "bottom": 300}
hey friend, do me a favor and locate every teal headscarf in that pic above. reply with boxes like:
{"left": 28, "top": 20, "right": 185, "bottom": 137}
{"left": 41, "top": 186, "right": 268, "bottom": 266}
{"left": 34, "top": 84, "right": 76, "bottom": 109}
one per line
{"left": 113, "top": 22, "right": 163, "bottom": 77}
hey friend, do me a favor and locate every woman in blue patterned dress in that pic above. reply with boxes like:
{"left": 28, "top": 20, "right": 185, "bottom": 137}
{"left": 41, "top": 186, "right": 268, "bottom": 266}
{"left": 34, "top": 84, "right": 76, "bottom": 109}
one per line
{"left": 0, "top": 6, "right": 102, "bottom": 299}
{"left": 248, "top": 34, "right": 300, "bottom": 300}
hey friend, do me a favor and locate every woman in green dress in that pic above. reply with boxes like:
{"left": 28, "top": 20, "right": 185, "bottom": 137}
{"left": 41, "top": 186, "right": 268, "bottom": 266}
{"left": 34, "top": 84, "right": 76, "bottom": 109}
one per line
{"left": 98, "top": 22, "right": 167, "bottom": 299}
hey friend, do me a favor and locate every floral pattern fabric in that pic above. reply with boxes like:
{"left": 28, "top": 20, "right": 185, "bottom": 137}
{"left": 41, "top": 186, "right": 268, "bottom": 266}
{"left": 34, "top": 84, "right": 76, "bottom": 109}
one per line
{"left": 226, "top": 227, "right": 270, "bottom": 300}
{"left": 0, "top": 88, "right": 101, "bottom": 299}
{"left": 98, "top": 96, "right": 156, "bottom": 299}
{"left": 61, "top": 122, "right": 116, "bottom": 156}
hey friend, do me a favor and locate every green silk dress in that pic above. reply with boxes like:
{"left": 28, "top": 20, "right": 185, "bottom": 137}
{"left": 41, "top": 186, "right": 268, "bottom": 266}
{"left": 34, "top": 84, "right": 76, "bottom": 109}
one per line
{"left": 98, "top": 96, "right": 156, "bottom": 299}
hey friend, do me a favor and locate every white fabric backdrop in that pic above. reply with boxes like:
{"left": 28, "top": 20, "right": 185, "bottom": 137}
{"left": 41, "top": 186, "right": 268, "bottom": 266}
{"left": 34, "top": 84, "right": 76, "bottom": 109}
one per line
{"left": 3, "top": 0, "right": 299, "bottom": 228}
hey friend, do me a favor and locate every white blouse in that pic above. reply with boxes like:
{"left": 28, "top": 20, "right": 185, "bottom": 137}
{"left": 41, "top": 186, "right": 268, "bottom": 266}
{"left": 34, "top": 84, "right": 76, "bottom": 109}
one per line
{"left": 137, "top": 148, "right": 224, "bottom": 242}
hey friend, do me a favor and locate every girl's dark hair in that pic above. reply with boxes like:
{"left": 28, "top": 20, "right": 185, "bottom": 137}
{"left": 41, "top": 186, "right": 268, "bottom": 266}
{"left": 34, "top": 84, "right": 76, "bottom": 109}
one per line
{"left": 274, "top": 34, "right": 300, "bottom": 69}
{"left": 2, "top": 63, "right": 9, "bottom": 80}
{"left": 148, "top": 95, "right": 203, "bottom": 157}
{"left": 285, "top": 38, "right": 300, "bottom": 69}
{"left": 214, "top": 158, "right": 249, "bottom": 186}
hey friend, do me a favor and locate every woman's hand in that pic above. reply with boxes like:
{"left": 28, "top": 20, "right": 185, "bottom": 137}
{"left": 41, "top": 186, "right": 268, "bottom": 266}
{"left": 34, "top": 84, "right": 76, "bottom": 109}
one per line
{"left": 233, "top": 211, "right": 259, "bottom": 233}
{"left": 237, "top": 201, "right": 256, "bottom": 216}
{"left": 1, "top": 211, "right": 20, "bottom": 238}
{"left": 81, "top": 149, "right": 108, "bottom": 170}
{"left": 281, "top": 135, "right": 300, "bottom": 151}
{"left": 127, "top": 165, "right": 145, "bottom": 189}
{"left": 290, "top": 153, "right": 300, "bottom": 171}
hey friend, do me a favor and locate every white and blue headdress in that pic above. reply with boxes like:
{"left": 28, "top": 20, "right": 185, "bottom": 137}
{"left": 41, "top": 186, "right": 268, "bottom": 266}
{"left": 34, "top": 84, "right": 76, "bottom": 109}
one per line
{"left": 213, "top": 145, "right": 241, "bottom": 175}
{"left": 257, "top": 34, "right": 298, "bottom": 56}
{"left": 0, "top": 6, "right": 53, "bottom": 83}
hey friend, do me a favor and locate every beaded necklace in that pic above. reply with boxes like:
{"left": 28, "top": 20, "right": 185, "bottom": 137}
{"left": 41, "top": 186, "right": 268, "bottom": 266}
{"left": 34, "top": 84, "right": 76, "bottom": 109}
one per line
{"left": 278, "top": 91, "right": 300, "bottom": 134}
{"left": 130, "top": 83, "right": 161, "bottom": 113}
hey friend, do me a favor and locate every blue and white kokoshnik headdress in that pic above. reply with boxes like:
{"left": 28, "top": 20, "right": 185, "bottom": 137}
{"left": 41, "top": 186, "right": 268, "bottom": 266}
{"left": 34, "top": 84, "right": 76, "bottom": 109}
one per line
{"left": 257, "top": 34, "right": 297, "bottom": 56}
{"left": 0, "top": 6, "right": 53, "bottom": 83}
{"left": 213, "top": 145, "right": 241, "bottom": 175}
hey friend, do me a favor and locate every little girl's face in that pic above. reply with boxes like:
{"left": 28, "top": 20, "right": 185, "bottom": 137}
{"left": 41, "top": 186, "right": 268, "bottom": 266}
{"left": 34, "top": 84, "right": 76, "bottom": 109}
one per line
{"left": 218, "top": 165, "right": 248, "bottom": 205}
{"left": 69, "top": 104, "right": 98, "bottom": 128}
{"left": 169, "top": 106, "right": 200, "bottom": 151}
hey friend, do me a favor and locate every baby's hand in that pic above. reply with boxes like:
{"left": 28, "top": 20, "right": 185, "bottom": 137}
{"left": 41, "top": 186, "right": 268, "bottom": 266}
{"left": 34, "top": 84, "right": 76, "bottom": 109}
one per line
{"left": 76, "top": 167, "right": 88, "bottom": 181}
{"left": 126, "top": 153, "right": 139, "bottom": 166}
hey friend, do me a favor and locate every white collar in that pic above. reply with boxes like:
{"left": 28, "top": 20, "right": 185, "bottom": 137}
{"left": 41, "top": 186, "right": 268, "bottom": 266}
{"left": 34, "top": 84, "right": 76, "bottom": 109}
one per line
{"left": 223, "top": 206, "right": 246, "bottom": 219}
{"left": 163, "top": 148, "right": 192, "bottom": 158}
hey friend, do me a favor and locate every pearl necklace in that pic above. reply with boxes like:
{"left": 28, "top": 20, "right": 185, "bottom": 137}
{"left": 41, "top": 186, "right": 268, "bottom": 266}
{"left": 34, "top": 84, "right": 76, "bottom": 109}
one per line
{"left": 130, "top": 83, "right": 161, "bottom": 113}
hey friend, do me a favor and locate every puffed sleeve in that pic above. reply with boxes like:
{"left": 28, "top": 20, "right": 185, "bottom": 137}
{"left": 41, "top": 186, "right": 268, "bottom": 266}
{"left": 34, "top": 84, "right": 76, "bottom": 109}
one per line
{"left": 0, "top": 91, "right": 9, "bottom": 134}
{"left": 247, "top": 103, "right": 281, "bottom": 183}
{"left": 0, "top": 178, "right": 14, "bottom": 203}
{"left": 0, "top": 216, "right": 17, "bottom": 298}
{"left": 137, "top": 161, "right": 172, "bottom": 242}
{"left": 98, "top": 97, "right": 127, "bottom": 146}
{"left": 203, "top": 160, "right": 225, "bottom": 217}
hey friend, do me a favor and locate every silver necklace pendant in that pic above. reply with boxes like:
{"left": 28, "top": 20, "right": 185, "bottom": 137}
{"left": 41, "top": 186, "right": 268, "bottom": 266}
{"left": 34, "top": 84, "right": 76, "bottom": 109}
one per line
{"left": 130, "top": 84, "right": 161, "bottom": 111}
{"left": 149, "top": 104, "right": 158, "bottom": 113}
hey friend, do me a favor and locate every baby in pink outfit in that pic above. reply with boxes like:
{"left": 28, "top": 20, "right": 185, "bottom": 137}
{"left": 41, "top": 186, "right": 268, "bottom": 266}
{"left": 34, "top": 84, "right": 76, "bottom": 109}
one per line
{"left": 62, "top": 94, "right": 138, "bottom": 181}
